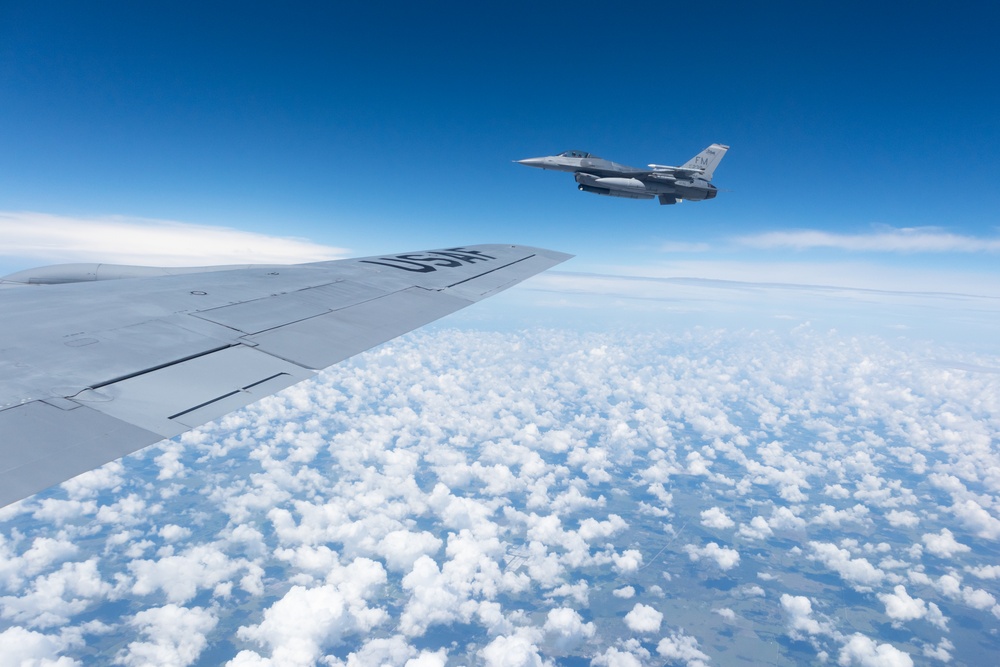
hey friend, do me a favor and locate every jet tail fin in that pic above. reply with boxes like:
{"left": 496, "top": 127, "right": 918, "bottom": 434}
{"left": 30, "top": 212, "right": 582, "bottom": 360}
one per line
{"left": 681, "top": 144, "right": 729, "bottom": 181}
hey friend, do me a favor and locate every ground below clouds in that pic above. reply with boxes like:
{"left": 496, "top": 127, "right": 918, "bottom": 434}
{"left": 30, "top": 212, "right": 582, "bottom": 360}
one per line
{"left": 1, "top": 326, "right": 999, "bottom": 666}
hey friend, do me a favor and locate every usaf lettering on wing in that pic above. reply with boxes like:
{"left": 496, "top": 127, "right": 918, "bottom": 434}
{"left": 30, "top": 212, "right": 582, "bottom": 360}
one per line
{"left": 360, "top": 248, "right": 498, "bottom": 273}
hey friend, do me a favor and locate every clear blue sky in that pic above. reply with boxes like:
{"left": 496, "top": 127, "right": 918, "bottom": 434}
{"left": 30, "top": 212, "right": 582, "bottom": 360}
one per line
{"left": 2, "top": 1, "right": 999, "bottom": 276}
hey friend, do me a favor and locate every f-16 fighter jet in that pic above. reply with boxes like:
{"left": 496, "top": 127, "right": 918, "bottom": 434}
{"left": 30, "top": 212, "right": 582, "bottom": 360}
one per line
{"left": 517, "top": 144, "right": 728, "bottom": 205}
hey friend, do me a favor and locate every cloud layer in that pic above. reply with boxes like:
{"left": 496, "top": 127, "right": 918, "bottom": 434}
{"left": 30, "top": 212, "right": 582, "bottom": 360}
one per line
{"left": 735, "top": 227, "right": 1000, "bottom": 253}
{"left": 0, "top": 211, "right": 348, "bottom": 267}
{"left": 1, "top": 325, "right": 998, "bottom": 665}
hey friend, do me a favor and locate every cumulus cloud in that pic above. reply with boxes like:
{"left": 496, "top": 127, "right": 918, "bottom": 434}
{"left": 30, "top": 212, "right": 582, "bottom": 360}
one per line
{"left": 837, "top": 633, "right": 913, "bottom": 667}
{"left": 656, "top": 631, "right": 710, "bottom": 667}
{"left": 542, "top": 607, "right": 594, "bottom": 651}
{"left": 780, "top": 594, "right": 829, "bottom": 637}
{"left": 341, "top": 635, "right": 445, "bottom": 667}
{"left": 877, "top": 586, "right": 929, "bottom": 625}
{"left": 699, "top": 507, "right": 735, "bottom": 530}
{"left": 623, "top": 603, "right": 662, "bottom": 633}
{"left": 129, "top": 545, "right": 249, "bottom": 603}
{"left": 950, "top": 499, "right": 1000, "bottom": 540}
{"left": 0, "top": 626, "right": 79, "bottom": 666}
{"left": 5, "top": 325, "right": 1000, "bottom": 666}
{"left": 921, "top": 529, "right": 971, "bottom": 558}
{"left": 117, "top": 604, "right": 218, "bottom": 667}
{"left": 808, "top": 542, "right": 884, "bottom": 590}
{"left": 737, "top": 516, "right": 773, "bottom": 540}
{"left": 683, "top": 542, "right": 740, "bottom": 571}
{"left": 478, "top": 627, "right": 548, "bottom": 667}
{"left": 236, "top": 558, "right": 388, "bottom": 667}
{"left": 0, "top": 559, "right": 111, "bottom": 627}
{"left": 0, "top": 211, "right": 348, "bottom": 267}
{"left": 612, "top": 550, "right": 643, "bottom": 574}
{"left": 591, "top": 646, "right": 644, "bottom": 667}
{"left": 885, "top": 510, "right": 919, "bottom": 528}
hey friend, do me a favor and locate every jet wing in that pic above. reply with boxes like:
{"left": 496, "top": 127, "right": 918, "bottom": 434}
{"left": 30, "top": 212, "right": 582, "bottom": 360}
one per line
{"left": 0, "top": 244, "right": 571, "bottom": 508}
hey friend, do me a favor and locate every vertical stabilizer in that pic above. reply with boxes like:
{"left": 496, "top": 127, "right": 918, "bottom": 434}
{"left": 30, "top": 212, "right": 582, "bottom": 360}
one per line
{"left": 681, "top": 143, "right": 729, "bottom": 180}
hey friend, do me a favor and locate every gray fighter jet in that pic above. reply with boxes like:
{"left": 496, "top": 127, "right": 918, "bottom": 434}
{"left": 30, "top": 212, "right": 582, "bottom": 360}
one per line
{"left": 517, "top": 143, "right": 729, "bottom": 205}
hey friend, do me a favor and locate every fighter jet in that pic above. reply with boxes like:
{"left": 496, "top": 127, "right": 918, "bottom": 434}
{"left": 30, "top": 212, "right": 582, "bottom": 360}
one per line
{"left": 517, "top": 144, "right": 729, "bottom": 205}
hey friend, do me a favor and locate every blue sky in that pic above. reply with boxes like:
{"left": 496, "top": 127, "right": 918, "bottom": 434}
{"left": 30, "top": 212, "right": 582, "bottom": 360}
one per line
{"left": 4, "top": 5, "right": 1000, "bottom": 665}
{"left": 1, "top": 1, "right": 999, "bottom": 283}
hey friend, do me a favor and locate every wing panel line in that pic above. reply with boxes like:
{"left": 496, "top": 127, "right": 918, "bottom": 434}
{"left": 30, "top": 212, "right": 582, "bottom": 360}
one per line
{"left": 445, "top": 254, "right": 536, "bottom": 289}
{"left": 88, "top": 343, "right": 235, "bottom": 391}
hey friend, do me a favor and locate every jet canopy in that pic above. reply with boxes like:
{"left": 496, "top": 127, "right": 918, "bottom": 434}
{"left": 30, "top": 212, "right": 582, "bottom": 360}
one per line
{"left": 558, "top": 150, "right": 596, "bottom": 158}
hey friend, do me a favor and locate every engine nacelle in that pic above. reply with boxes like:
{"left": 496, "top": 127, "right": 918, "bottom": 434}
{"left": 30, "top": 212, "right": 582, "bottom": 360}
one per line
{"left": 674, "top": 180, "right": 717, "bottom": 201}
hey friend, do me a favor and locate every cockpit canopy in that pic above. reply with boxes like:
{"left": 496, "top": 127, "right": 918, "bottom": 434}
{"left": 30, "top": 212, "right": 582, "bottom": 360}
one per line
{"left": 558, "top": 150, "right": 596, "bottom": 159}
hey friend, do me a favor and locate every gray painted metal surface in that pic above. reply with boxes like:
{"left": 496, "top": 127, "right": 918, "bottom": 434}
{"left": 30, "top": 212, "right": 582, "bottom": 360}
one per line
{"left": 0, "top": 244, "right": 571, "bottom": 508}
{"left": 517, "top": 144, "right": 729, "bottom": 205}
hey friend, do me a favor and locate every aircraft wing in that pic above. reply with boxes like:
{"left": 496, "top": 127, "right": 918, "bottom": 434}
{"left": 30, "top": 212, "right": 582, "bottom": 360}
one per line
{"left": 0, "top": 244, "right": 571, "bottom": 508}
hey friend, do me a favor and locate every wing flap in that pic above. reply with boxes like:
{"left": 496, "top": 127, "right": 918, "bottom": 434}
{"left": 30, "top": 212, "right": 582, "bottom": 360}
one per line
{"left": 0, "top": 400, "right": 163, "bottom": 508}
{"left": 247, "top": 286, "right": 470, "bottom": 370}
{"left": 71, "top": 345, "right": 314, "bottom": 437}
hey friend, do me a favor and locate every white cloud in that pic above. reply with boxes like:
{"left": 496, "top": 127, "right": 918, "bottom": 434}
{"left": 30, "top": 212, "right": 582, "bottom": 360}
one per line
{"left": 0, "top": 559, "right": 111, "bottom": 627}
{"left": 542, "top": 607, "right": 594, "bottom": 651}
{"left": 591, "top": 646, "right": 644, "bottom": 667}
{"left": 397, "top": 556, "right": 466, "bottom": 637}
{"left": 477, "top": 627, "right": 548, "bottom": 667}
{"left": 877, "top": 586, "right": 927, "bottom": 624}
{"left": 341, "top": 635, "right": 444, "bottom": 667}
{"left": 377, "top": 530, "right": 443, "bottom": 573}
{"left": 700, "top": 507, "right": 735, "bottom": 530}
{"left": 60, "top": 462, "right": 125, "bottom": 500}
{"left": 612, "top": 550, "right": 643, "bottom": 574}
{"left": 117, "top": 604, "right": 218, "bottom": 667}
{"left": 885, "top": 510, "right": 919, "bottom": 528}
{"left": 808, "top": 542, "right": 885, "bottom": 590}
{"left": 236, "top": 559, "right": 388, "bottom": 667}
{"left": 0, "top": 211, "right": 348, "bottom": 267}
{"left": 837, "top": 633, "right": 913, "bottom": 667}
{"left": 950, "top": 499, "right": 1000, "bottom": 540}
{"left": 683, "top": 542, "right": 740, "bottom": 571}
{"left": 737, "top": 516, "right": 773, "bottom": 540}
{"left": 0, "top": 626, "right": 79, "bottom": 666}
{"left": 966, "top": 564, "right": 1000, "bottom": 580}
{"left": 656, "top": 631, "right": 710, "bottom": 667}
{"left": 623, "top": 603, "right": 662, "bottom": 633}
{"left": 736, "top": 227, "right": 1000, "bottom": 254}
{"left": 5, "top": 325, "right": 1000, "bottom": 665}
{"left": 780, "top": 594, "right": 828, "bottom": 637}
{"left": 577, "top": 515, "right": 629, "bottom": 542}
{"left": 158, "top": 525, "right": 192, "bottom": 543}
{"left": 129, "top": 545, "right": 248, "bottom": 604}
{"left": 713, "top": 607, "right": 736, "bottom": 620}
{"left": 921, "top": 638, "right": 954, "bottom": 663}
{"left": 921, "top": 529, "right": 971, "bottom": 558}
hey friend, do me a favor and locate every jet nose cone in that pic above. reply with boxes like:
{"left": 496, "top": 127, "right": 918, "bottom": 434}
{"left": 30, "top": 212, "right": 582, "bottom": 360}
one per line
{"left": 516, "top": 157, "right": 546, "bottom": 168}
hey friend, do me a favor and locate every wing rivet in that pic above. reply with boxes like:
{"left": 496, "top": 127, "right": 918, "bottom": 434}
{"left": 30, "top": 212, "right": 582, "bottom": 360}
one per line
{"left": 190, "top": 290, "right": 207, "bottom": 295}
